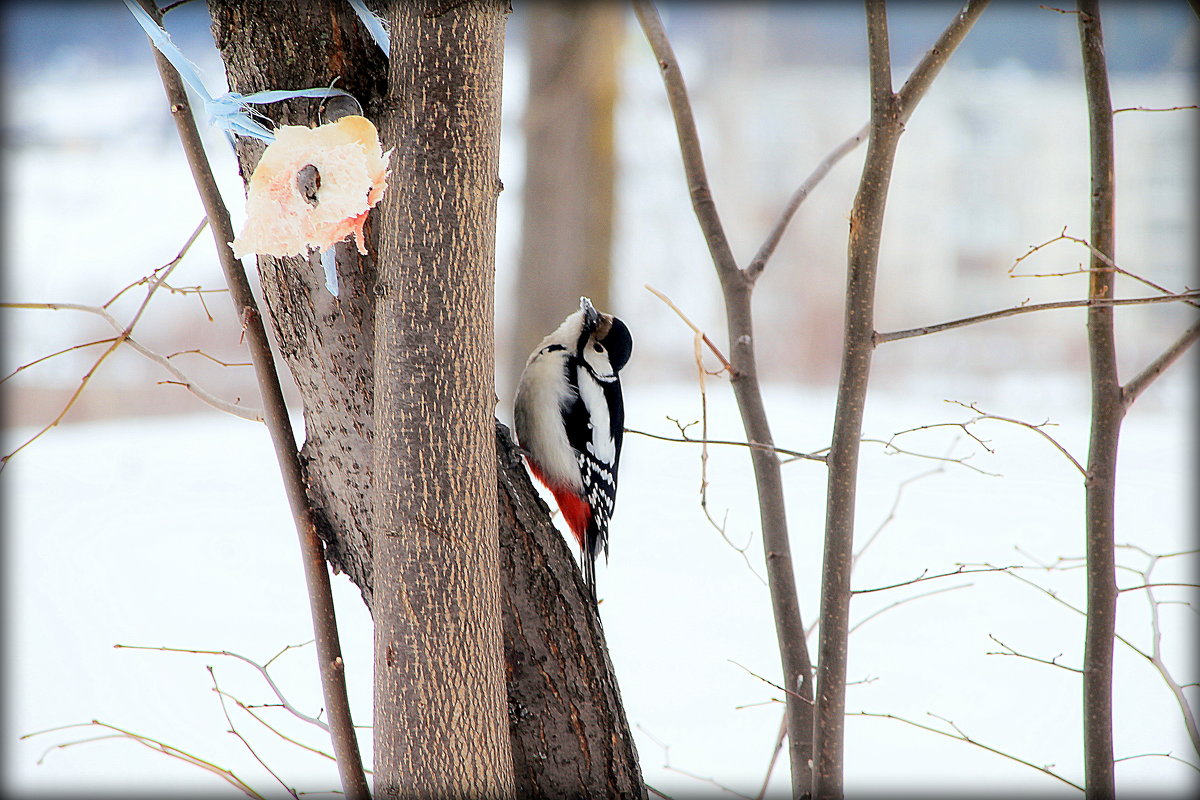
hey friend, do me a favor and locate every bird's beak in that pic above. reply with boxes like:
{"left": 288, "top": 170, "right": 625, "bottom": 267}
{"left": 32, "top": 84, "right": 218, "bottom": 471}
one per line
{"left": 579, "top": 296, "right": 601, "bottom": 336}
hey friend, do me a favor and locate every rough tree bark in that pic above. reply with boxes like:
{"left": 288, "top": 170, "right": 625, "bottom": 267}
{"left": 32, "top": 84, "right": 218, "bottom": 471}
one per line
{"left": 507, "top": 0, "right": 621, "bottom": 393}
{"left": 207, "top": 1, "right": 643, "bottom": 796}
{"left": 370, "top": 1, "right": 513, "bottom": 795}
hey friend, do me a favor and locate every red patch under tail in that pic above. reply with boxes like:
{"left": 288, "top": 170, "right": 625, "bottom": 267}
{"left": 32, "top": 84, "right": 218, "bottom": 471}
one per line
{"left": 526, "top": 460, "right": 592, "bottom": 550}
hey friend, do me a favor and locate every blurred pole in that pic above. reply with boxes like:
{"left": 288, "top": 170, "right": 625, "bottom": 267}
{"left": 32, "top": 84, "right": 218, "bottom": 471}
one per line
{"left": 503, "top": 1, "right": 622, "bottom": 405}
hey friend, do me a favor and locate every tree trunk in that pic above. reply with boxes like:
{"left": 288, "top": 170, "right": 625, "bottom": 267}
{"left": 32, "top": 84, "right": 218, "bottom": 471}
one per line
{"left": 505, "top": 1, "right": 621, "bottom": 396}
{"left": 207, "top": 2, "right": 644, "bottom": 796}
{"left": 370, "top": 2, "right": 512, "bottom": 795}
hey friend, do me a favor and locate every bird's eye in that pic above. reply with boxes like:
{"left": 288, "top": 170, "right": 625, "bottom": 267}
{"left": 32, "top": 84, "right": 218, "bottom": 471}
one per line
{"left": 593, "top": 342, "right": 604, "bottom": 352}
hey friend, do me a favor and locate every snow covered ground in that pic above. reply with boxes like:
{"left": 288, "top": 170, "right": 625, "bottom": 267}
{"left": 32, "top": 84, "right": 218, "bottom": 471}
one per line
{"left": 4, "top": 372, "right": 1195, "bottom": 797}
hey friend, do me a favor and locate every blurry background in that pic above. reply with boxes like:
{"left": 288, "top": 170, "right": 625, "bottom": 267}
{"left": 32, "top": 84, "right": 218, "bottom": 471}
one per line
{"left": 3, "top": 1, "right": 1196, "bottom": 798}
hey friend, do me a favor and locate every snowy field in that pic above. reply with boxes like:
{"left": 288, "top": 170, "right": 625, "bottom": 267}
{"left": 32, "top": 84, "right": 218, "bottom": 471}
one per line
{"left": 4, "top": 372, "right": 1196, "bottom": 798}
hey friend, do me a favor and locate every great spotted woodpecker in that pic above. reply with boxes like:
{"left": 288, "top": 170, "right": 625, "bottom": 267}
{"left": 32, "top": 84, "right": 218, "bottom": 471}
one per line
{"left": 514, "top": 297, "right": 633, "bottom": 600}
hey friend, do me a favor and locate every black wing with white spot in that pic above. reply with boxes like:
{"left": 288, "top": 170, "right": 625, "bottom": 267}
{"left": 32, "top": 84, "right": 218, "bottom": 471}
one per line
{"left": 561, "top": 357, "right": 624, "bottom": 593}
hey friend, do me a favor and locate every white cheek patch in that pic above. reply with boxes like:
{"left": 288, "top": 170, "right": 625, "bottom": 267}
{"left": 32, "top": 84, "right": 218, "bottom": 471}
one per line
{"left": 582, "top": 346, "right": 616, "bottom": 381}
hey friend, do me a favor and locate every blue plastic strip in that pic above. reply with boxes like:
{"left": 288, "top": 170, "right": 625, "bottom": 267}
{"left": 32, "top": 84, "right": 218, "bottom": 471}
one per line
{"left": 347, "top": 0, "right": 391, "bottom": 58}
{"left": 321, "top": 248, "right": 340, "bottom": 297}
{"left": 124, "top": 0, "right": 352, "bottom": 141}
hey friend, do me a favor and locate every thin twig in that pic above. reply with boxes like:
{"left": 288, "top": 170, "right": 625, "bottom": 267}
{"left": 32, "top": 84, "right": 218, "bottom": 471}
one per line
{"left": 1113, "top": 104, "right": 1198, "bottom": 113}
{"left": 728, "top": 660, "right": 811, "bottom": 704}
{"left": 208, "top": 666, "right": 299, "bottom": 799}
{"left": 854, "top": 711, "right": 1085, "bottom": 790}
{"left": 0, "top": 302, "right": 263, "bottom": 423}
{"left": 851, "top": 564, "right": 1017, "bottom": 595}
{"left": 645, "top": 283, "right": 735, "bottom": 374}
{"left": 626, "top": 426, "right": 825, "bottom": 462}
{"left": 875, "top": 291, "right": 1200, "bottom": 344}
{"left": 945, "top": 400, "right": 1088, "bottom": 478}
{"left": 0, "top": 337, "right": 119, "bottom": 384}
{"left": 1, "top": 219, "right": 247, "bottom": 468}
{"left": 1111, "top": 752, "right": 1200, "bottom": 772}
{"left": 848, "top": 583, "right": 972, "bottom": 635}
{"left": 115, "top": 643, "right": 329, "bottom": 732}
{"left": 1010, "top": 227, "right": 1200, "bottom": 309}
{"left": 21, "top": 720, "right": 266, "bottom": 798}
{"left": 101, "top": 217, "right": 209, "bottom": 308}
{"left": 167, "top": 349, "right": 254, "bottom": 367}
{"left": 852, "top": 465, "right": 946, "bottom": 572}
{"left": 986, "top": 633, "right": 1083, "bottom": 673}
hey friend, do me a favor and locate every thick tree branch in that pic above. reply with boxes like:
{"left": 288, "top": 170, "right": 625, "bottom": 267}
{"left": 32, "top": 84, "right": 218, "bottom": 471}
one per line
{"left": 632, "top": 4, "right": 815, "bottom": 795}
{"left": 1077, "top": 3, "right": 1121, "bottom": 797}
{"left": 136, "top": 2, "right": 368, "bottom": 796}
{"left": 813, "top": 2, "right": 900, "bottom": 796}
{"left": 1122, "top": 320, "right": 1200, "bottom": 407}
{"left": 746, "top": 122, "right": 869, "bottom": 280}
{"left": 896, "top": 0, "right": 991, "bottom": 124}
{"left": 814, "top": 4, "right": 987, "bottom": 797}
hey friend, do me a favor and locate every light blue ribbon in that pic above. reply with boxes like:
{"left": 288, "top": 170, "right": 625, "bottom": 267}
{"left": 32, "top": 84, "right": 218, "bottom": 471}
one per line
{"left": 124, "top": 0, "right": 352, "bottom": 141}
{"left": 347, "top": 0, "right": 391, "bottom": 58}
{"left": 321, "top": 248, "right": 340, "bottom": 296}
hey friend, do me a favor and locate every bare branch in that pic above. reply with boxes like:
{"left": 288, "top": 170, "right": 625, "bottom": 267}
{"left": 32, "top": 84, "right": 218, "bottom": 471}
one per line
{"left": 746, "top": 122, "right": 870, "bottom": 280}
{"left": 852, "top": 465, "right": 946, "bottom": 571}
{"left": 728, "top": 660, "right": 812, "bottom": 704}
{"left": 851, "top": 711, "right": 1084, "bottom": 791}
{"left": 944, "top": 400, "right": 1087, "bottom": 477}
{"left": 0, "top": 302, "right": 263, "bottom": 424}
{"left": 626, "top": 426, "right": 826, "bottom": 463}
{"left": 208, "top": 666, "right": 299, "bottom": 799}
{"left": 848, "top": 583, "right": 972, "bottom": 635}
{"left": 815, "top": 6, "right": 990, "bottom": 793}
{"left": 645, "top": 283, "right": 735, "bottom": 375}
{"left": 1113, "top": 105, "right": 1198, "bottom": 113}
{"left": 1122, "top": 320, "right": 1200, "bottom": 408}
{"left": 851, "top": 563, "right": 1017, "bottom": 595}
{"left": 630, "top": 0, "right": 740, "bottom": 281}
{"left": 986, "top": 633, "right": 1083, "bottom": 674}
{"left": 895, "top": 0, "right": 993, "bottom": 125}
{"left": 21, "top": 720, "right": 266, "bottom": 799}
{"left": 1010, "top": 227, "right": 1199, "bottom": 309}
{"left": 1078, "top": 3, "right": 1121, "bottom": 792}
{"left": 0, "top": 337, "right": 119, "bottom": 384}
{"left": 875, "top": 291, "right": 1200, "bottom": 344}
{"left": 632, "top": 5, "right": 817, "bottom": 790}
{"left": 114, "top": 643, "right": 329, "bottom": 732}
